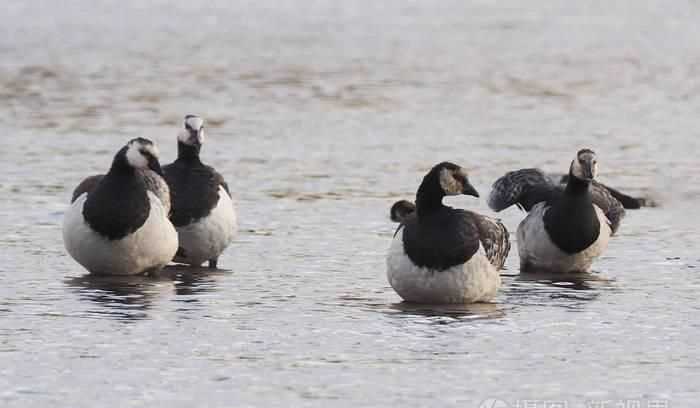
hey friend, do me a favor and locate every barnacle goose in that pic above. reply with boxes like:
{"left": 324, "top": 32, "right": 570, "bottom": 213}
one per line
{"left": 63, "top": 138, "right": 178, "bottom": 275}
{"left": 488, "top": 149, "right": 625, "bottom": 273}
{"left": 163, "top": 115, "right": 238, "bottom": 269}
{"left": 387, "top": 162, "right": 510, "bottom": 304}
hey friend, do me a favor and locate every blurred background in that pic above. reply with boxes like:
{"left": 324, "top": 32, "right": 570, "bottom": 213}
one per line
{"left": 0, "top": 1, "right": 698, "bottom": 407}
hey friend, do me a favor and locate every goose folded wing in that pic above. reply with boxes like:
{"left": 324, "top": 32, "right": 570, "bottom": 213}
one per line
{"left": 210, "top": 167, "right": 231, "bottom": 196}
{"left": 590, "top": 183, "right": 626, "bottom": 234}
{"left": 71, "top": 175, "right": 104, "bottom": 203}
{"left": 469, "top": 212, "right": 511, "bottom": 269}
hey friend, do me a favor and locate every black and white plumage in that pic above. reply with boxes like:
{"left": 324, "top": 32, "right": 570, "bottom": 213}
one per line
{"left": 387, "top": 162, "right": 510, "bottom": 304}
{"left": 71, "top": 171, "right": 171, "bottom": 215}
{"left": 63, "top": 138, "right": 178, "bottom": 275}
{"left": 163, "top": 115, "right": 238, "bottom": 269}
{"left": 488, "top": 149, "right": 622, "bottom": 273}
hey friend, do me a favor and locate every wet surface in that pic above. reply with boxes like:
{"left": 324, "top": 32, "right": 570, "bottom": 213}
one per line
{"left": 1, "top": 1, "right": 699, "bottom": 407}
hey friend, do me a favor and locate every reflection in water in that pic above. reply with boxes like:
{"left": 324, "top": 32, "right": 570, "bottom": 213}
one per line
{"left": 168, "top": 265, "right": 226, "bottom": 297}
{"left": 516, "top": 270, "right": 615, "bottom": 291}
{"left": 64, "top": 266, "right": 225, "bottom": 320}
{"left": 331, "top": 293, "right": 506, "bottom": 323}
{"left": 388, "top": 301, "right": 506, "bottom": 321}
{"left": 502, "top": 271, "right": 616, "bottom": 309}
{"left": 64, "top": 274, "right": 163, "bottom": 321}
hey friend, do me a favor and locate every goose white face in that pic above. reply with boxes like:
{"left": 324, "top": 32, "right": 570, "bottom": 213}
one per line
{"left": 571, "top": 149, "right": 598, "bottom": 181}
{"left": 439, "top": 167, "right": 468, "bottom": 196}
{"left": 178, "top": 115, "right": 205, "bottom": 146}
{"left": 126, "top": 139, "right": 160, "bottom": 169}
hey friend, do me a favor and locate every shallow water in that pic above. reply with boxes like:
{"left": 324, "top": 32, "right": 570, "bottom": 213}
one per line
{"left": 1, "top": 1, "right": 699, "bottom": 407}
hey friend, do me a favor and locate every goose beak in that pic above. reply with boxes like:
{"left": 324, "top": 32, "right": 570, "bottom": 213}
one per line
{"left": 148, "top": 158, "right": 164, "bottom": 177}
{"left": 462, "top": 182, "right": 480, "bottom": 198}
{"left": 580, "top": 158, "right": 596, "bottom": 180}
{"left": 188, "top": 129, "right": 203, "bottom": 146}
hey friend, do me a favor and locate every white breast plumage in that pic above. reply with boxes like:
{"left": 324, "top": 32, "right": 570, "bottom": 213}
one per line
{"left": 516, "top": 202, "right": 612, "bottom": 273}
{"left": 173, "top": 186, "right": 238, "bottom": 267}
{"left": 386, "top": 228, "right": 501, "bottom": 304}
{"left": 63, "top": 191, "right": 178, "bottom": 275}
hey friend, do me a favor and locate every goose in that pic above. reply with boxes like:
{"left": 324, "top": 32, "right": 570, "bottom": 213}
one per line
{"left": 387, "top": 162, "right": 510, "bottom": 304}
{"left": 389, "top": 199, "right": 415, "bottom": 223}
{"left": 488, "top": 149, "right": 624, "bottom": 273}
{"left": 163, "top": 115, "right": 238, "bottom": 269}
{"left": 63, "top": 138, "right": 178, "bottom": 275}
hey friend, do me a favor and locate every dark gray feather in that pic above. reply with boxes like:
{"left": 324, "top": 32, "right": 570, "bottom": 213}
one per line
{"left": 590, "top": 183, "right": 625, "bottom": 234}
{"left": 488, "top": 168, "right": 558, "bottom": 212}
{"left": 71, "top": 175, "right": 104, "bottom": 203}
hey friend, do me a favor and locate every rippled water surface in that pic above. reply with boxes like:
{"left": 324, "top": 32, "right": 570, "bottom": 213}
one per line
{"left": 1, "top": 1, "right": 699, "bottom": 407}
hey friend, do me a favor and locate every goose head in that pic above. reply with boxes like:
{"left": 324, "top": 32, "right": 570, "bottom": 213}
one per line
{"left": 178, "top": 114, "right": 205, "bottom": 147}
{"left": 390, "top": 200, "right": 416, "bottom": 223}
{"left": 123, "top": 137, "right": 163, "bottom": 176}
{"left": 433, "top": 161, "right": 479, "bottom": 197}
{"left": 570, "top": 148, "right": 598, "bottom": 182}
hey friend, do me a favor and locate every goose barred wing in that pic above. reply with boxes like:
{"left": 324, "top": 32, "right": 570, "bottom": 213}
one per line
{"left": 470, "top": 213, "right": 511, "bottom": 269}
{"left": 141, "top": 170, "right": 172, "bottom": 214}
{"left": 488, "top": 168, "right": 558, "bottom": 212}
{"left": 590, "top": 183, "right": 626, "bottom": 234}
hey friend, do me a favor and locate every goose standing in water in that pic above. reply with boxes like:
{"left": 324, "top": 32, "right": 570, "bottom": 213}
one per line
{"left": 63, "top": 138, "right": 178, "bottom": 275}
{"left": 163, "top": 115, "right": 238, "bottom": 269}
{"left": 387, "top": 162, "right": 510, "bottom": 304}
{"left": 488, "top": 149, "right": 625, "bottom": 273}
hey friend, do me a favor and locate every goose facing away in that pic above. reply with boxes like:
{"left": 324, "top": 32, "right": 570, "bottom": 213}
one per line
{"left": 489, "top": 149, "right": 624, "bottom": 273}
{"left": 63, "top": 138, "right": 178, "bottom": 275}
{"left": 163, "top": 115, "right": 238, "bottom": 269}
{"left": 389, "top": 199, "right": 415, "bottom": 223}
{"left": 387, "top": 162, "right": 510, "bottom": 304}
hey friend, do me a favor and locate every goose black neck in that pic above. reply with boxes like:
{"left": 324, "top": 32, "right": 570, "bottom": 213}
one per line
{"left": 83, "top": 153, "right": 150, "bottom": 240}
{"left": 108, "top": 147, "right": 137, "bottom": 176}
{"left": 177, "top": 141, "right": 202, "bottom": 163}
{"left": 415, "top": 172, "right": 445, "bottom": 217}
{"left": 565, "top": 170, "right": 592, "bottom": 195}
{"left": 543, "top": 169, "right": 599, "bottom": 254}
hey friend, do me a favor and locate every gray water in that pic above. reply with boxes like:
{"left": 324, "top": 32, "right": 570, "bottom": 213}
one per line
{"left": 1, "top": 1, "right": 699, "bottom": 407}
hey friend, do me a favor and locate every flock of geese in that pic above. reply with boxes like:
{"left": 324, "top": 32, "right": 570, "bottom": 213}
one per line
{"left": 62, "top": 116, "right": 650, "bottom": 304}
{"left": 63, "top": 115, "right": 237, "bottom": 276}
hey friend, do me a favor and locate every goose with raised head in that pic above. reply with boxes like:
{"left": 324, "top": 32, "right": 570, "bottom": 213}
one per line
{"left": 163, "top": 115, "right": 238, "bottom": 269}
{"left": 387, "top": 162, "right": 510, "bottom": 304}
{"left": 489, "top": 149, "right": 624, "bottom": 273}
